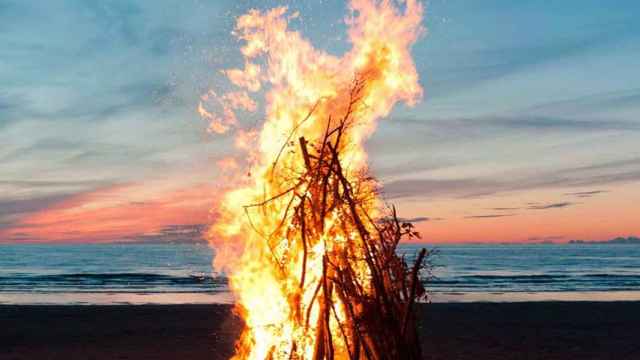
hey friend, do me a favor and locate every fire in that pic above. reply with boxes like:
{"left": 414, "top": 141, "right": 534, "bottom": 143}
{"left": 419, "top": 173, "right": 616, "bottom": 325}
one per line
{"left": 205, "top": 1, "right": 425, "bottom": 359}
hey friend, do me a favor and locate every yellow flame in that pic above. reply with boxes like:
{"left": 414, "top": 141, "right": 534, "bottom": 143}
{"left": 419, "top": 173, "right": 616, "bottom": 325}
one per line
{"left": 205, "top": 1, "right": 424, "bottom": 358}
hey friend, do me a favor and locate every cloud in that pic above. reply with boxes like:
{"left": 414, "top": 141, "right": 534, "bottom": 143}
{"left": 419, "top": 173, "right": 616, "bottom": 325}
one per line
{"left": 0, "top": 81, "right": 175, "bottom": 126}
{"left": 0, "top": 3, "right": 258, "bottom": 237}
{"left": 0, "top": 92, "right": 31, "bottom": 127}
{"left": 369, "top": 113, "right": 640, "bottom": 186}
{"left": 569, "top": 158, "right": 640, "bottom": 173}
{"left": 396, "top": 216, "right": 441, "bottom": 223}
{"left": 382, "top": 178, "right": 497, "bottom": 199}
{"left": 423, "top": 15, "right": 639, "bottom": 98}
{"left": 0, "top": 194, "right": 72, "bottom": 219}
{"left": 0, "top": 179, "right": 108, "bottom": 189}
{"left": 124, "top": 224, "right": 207, "bottom": 244}
{"left": 464, "top": 214, "right": 517, "bottom": 219}
{"left": 398, "top": 115, "right": 640, "bottom": 135}
{"left": 526, "top": 235, "right": 565, "bottom": 242}
{"left": 381, "top": 157, "right": 640, "bottom": 200}
{"left": 524, "top": 89, "right": 640, "bottom": 117}
{"left": 0, "top": 193, "right": 78, "bottom": 238}
{"left": 527, "top": 202, "right": 574, "bottom": 210}
{"left": 487, "top": 116, "right": 639, "bottom": 131}
{"left": 0, "top": 181, "right": 217, "bottom": 243}
{"left": 564, "top": 190, "right": 609, "bottom": 198}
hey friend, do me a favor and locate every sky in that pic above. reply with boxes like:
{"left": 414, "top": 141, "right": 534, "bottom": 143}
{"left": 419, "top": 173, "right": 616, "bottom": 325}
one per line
{"left": 1, "top": 0, "right": 639, "bottom": 244}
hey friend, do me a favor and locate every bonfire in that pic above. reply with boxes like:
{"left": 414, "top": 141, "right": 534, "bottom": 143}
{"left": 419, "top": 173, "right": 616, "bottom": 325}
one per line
{"left": 204, "top": 1, "right": 429, "bottom": 359}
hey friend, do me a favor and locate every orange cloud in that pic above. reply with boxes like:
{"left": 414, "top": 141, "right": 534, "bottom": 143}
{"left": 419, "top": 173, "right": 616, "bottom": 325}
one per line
{"left": 0, "top": 181, "right": 218, "bottom": 243}
{"left": 3, "top": 178, "right": 637, "bottom": 244}
{"left": 396, "top": 182, "right": 640, "bottom": 244}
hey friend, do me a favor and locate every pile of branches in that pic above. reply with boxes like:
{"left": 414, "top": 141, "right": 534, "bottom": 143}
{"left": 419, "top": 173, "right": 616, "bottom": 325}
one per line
{"left": 245, "top": 79, "right": 429, "bottom": 360}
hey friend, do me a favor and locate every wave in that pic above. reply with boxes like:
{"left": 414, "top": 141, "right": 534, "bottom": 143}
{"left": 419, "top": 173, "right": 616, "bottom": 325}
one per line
{"left": 0, "top": 272, "right": 228, "bottom": 291}
{"left": 426, "top": 272, "right": 640, "bottom": 292}
{"left": 582, "top": 274, "right": 640, "bottom": 278}
{"left": 466, "top": 275, "right": 566, "bottom": 285}
{"left": 433, "top": 274, "right": 640, "bottom": 281}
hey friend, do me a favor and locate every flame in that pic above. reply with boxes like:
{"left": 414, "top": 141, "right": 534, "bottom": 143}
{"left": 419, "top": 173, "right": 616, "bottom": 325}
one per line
{"left": 205, "top": 1, "right": 424, "bottom": 358}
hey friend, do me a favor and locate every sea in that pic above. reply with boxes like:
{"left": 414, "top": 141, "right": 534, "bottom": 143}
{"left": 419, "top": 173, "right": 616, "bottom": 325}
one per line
{"left": 1, "top": 243, "right": 639, "bottom": 305}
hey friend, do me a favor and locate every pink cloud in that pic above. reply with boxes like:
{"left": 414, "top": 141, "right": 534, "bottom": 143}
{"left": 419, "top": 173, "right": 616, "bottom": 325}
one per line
{"left": 0, "top": 182, "right": 218, "bottom": 243}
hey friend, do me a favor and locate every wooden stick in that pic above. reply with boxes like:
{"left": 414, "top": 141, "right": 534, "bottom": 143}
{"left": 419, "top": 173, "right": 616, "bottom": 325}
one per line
{"left": 401, "top": 248, "right": 427, "bottom": 338}
{"left": 299, "top": 137, "right": 312, "bottom": 171}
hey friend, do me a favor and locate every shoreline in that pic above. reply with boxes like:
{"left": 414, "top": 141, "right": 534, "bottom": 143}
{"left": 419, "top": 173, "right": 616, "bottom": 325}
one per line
{"left": 3, "top": 290, "right": 640, "bottom": 305}
{"left": 2, "top": 302, "right": 639, "bottom": 359}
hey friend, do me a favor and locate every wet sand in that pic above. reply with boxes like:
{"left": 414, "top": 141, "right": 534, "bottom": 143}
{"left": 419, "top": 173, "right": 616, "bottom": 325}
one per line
{"left": 2, "top": 302, "right": 639, "bottom": 359}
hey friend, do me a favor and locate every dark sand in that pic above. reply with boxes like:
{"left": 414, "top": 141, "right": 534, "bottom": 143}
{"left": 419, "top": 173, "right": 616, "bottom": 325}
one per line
{"left": 2, "top": 302, "right": 639, "bottom": 360}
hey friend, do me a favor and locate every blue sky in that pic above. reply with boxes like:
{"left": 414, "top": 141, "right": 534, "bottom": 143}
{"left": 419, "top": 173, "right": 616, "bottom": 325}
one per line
{"left": 1, "top": 0, "right": 639, "bottom": 243}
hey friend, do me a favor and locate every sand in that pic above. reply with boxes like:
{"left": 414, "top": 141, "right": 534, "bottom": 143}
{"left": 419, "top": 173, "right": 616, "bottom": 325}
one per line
{"left": 2, "top": 302, "right": 639, "bottom": 359}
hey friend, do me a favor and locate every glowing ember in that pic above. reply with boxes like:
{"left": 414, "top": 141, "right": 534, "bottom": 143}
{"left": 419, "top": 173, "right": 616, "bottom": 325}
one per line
{"left": 204, "top": 1, "right": 426, "bottom": 359}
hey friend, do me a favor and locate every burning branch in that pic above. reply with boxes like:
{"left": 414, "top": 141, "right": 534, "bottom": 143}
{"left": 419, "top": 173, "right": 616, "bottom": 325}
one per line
{"left": 235, "top": 78, "right": 429, "bottom": 360}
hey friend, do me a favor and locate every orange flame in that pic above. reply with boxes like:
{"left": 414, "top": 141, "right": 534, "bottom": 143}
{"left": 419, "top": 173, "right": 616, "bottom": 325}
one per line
{"left": 205, "top": 1, "right": 424, "bottom": 358}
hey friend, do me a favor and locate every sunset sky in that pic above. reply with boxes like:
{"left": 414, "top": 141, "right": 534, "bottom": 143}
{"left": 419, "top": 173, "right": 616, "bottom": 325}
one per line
{"left": 1, "top": 0, "right": 639, "bottom": 244}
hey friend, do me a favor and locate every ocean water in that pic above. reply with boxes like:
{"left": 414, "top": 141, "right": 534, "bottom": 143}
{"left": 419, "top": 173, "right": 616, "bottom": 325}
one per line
{"left": 1, "top": 243, "right": 639, "bottom": 304}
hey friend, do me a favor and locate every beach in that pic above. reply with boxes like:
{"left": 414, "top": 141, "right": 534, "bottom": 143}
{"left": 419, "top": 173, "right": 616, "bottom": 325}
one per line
{"left": 2, "top": 302, "right": 639, "bottom": 360}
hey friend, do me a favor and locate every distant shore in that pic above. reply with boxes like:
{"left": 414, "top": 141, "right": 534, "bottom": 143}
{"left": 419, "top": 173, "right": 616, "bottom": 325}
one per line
{"left": 2, "top": 302, "right": 639, "bottom": 360}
